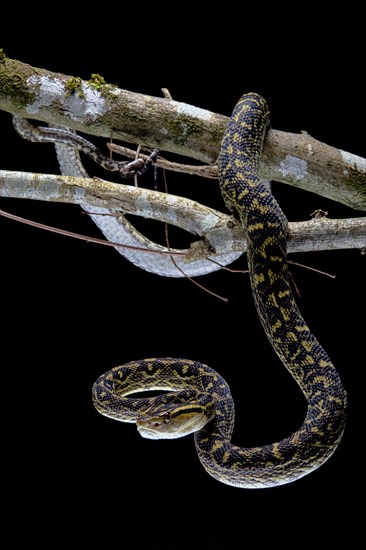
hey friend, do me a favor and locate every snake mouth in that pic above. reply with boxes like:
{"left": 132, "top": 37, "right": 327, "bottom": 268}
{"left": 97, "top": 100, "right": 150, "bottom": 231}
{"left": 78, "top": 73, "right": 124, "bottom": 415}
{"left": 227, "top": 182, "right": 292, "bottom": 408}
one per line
{"left": 136, "top": 419, "right": 181, "bottom": 440}
{"left": 136, "top": 408, "right": 208, "bottom": 440}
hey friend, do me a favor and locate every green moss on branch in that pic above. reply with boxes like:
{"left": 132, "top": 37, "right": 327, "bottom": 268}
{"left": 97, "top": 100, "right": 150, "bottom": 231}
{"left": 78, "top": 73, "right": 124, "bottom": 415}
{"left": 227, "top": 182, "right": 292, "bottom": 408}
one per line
{"left": 0, "top": 58, "right": 37, "bottom": 108}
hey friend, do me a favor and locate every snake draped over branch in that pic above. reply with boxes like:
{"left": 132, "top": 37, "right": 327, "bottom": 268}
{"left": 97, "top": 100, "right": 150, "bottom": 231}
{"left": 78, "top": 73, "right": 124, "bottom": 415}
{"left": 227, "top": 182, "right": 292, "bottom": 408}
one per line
{"left": 80, "top": 93, "right": 346, "bottom": 488}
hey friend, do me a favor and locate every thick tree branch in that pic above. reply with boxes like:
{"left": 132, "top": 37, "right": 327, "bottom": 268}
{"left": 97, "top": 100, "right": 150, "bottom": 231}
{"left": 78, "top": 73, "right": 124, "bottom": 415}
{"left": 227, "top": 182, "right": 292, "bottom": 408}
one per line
{"left": 0, "top": 56, "right": 365, "bottom": 211}
{"left": 1, "top": 170, "right": 365, "bottom": 255}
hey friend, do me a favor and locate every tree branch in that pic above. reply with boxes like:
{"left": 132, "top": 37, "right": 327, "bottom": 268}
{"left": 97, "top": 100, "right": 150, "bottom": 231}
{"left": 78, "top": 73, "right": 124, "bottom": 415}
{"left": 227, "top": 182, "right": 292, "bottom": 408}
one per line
{"left": 1, "top": 170, "right": 365, "bottom": 255}
{"left": 1, "top": 56, "right": 365, "bottom": 211}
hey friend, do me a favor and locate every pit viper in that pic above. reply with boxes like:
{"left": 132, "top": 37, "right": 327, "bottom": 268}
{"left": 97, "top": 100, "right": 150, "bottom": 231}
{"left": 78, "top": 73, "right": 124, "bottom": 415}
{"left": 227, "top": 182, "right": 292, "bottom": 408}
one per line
{"left": 92, "top": 93, "right": 346, "bottom": 487}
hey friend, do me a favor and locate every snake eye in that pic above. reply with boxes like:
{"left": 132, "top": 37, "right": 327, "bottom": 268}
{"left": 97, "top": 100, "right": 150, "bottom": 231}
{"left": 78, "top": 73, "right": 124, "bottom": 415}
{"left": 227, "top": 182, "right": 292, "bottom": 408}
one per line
{"left": 163, "top": 412, "right": 172, "bottom": 424}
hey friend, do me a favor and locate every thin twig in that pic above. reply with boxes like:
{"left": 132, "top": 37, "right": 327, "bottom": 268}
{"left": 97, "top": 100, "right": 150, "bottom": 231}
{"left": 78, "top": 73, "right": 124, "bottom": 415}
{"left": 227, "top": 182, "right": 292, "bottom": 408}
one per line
{"left": 289, "top": 260, "right": 336, "bottom": 279}
{"left": 162, "top": 169, "right": 229, "bottom": 302}
{"left": 107, "top": 143, "right": 217, "bottom": 179}
{"left": 206, "top": 257, "right": 248, "bottom": 274}
{"left": 0, "top": 207, "right": 186, "bottom": 256}
{"left": 169, "top": 254, "right": 230, "bottom": 302}
{"left": 289, "top": 270, "right": 302, "bottom": 298}
{"left": 161, "top": 88, "right": 173, "bottom": 100}
{"left": 133, "top": 144, "right": 141, "bottom": 187}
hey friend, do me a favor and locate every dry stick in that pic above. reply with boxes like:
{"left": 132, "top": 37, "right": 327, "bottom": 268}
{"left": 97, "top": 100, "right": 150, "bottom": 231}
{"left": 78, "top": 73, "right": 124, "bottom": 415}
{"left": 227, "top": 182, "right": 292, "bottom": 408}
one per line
{"left": 0, "top": 207, "right": 186, "bottom": 256}
{"left": 166, "top": 236, "right": 230, "bottom": 303}
{"left": 286, "top": 259, "right": 337, "bottom": 299}
{"left": 206, "top": 256, "right": 248, "bottom": 274}
{"left": 161, "top": 168, "right": 229, "bottom": 303}
{"left": 289, "top": 270, "right": 302, "bottom": 298}
{"left": 133, "top": 145, "right": 141, "bottom": 187}
{"left": 107, "top": 143, "right": 217, "bottom": 179}
{"left": 157, "top": 86, "right": 229, "bottom": 302}
{"left": 3, "top": 204, "right": 334, "bottom": 281}
{"left": 289, "top": 260, "right": 336, "bottom": 279}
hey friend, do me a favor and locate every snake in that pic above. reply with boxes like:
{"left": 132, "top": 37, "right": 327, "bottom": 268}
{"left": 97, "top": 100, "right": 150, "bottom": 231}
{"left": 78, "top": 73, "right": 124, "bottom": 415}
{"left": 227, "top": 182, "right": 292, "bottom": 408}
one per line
{"left": 15, "top": 94, "right": 347, "bottom": 487}
{"left": 91, "top": 93, "right": 348, "bottom": 488}
{"left": 12, "top": 116, "right": 243, "bottom": 277}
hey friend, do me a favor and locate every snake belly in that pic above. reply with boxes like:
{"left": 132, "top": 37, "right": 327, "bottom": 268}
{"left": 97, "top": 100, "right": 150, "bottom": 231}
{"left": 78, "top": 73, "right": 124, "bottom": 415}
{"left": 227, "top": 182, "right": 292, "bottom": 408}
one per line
{"left": 93, "top": 93, "right": 347, "bottom": 488}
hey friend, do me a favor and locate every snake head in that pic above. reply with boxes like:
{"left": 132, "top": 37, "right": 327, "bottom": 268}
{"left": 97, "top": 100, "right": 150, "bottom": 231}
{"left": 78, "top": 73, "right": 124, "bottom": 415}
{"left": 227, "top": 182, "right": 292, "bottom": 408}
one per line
{"left": 136, "top": 392, "right": 215, "bottom": 440}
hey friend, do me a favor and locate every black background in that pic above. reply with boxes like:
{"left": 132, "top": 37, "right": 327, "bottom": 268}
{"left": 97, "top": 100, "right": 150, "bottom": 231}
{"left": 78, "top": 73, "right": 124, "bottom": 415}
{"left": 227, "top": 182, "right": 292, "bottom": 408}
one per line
{"left": 2, "top": 9, "right": 364, "bottom": 549}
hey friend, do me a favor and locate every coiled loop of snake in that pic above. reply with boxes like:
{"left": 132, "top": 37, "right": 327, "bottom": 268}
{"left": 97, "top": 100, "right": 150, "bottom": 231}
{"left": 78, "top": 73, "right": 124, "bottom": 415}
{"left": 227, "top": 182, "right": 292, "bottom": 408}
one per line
{"left": 92, "top": 93, "right": 347, "bottom": 488}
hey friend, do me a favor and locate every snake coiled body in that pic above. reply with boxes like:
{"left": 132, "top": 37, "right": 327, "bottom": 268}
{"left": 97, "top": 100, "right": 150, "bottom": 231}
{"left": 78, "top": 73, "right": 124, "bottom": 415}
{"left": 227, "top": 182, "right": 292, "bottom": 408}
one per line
{"left": 92, "top": 93, "right": 347, "bottom": 488}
